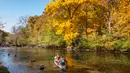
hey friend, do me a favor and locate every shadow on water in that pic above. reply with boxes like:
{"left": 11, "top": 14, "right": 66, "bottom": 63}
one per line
{"left": 65, "top": 50, "right": 130, "bottom": 73}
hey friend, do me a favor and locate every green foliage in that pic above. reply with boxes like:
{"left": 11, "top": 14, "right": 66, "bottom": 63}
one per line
{"left": 82, "top": 38, "right": 104, "bottom": 49}
{"left": 0, "top": 29, "right": 8, "bottom": 45}
{"left": 81, "top": 33, "right": 130, "bottom": 52}
{"left": 112, "top": 40, "right": 123, "bottom": 50}
{"left": 122, "top": 38, "right": 130, "bottom": 51}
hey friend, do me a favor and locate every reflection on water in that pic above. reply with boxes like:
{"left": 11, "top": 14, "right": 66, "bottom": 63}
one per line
{"left": 0, "top": 47, "right": 130, "bottom": 73}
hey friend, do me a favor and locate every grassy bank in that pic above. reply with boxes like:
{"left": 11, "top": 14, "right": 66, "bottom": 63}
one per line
{"left": 0, "top": 62, "right": 10, "bottom": 73}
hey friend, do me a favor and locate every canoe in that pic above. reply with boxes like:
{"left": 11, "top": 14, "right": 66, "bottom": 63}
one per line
{"left": 54, "top": 60, "right": 66, "bottom": 70}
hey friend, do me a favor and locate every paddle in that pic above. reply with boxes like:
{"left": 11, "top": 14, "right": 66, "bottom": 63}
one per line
{"left": 48, "top": 57, "right": 54, "bottom": 61}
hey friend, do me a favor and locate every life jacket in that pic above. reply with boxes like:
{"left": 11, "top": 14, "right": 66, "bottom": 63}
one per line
{"left": 61, "top": 58, "right": 65, "bottom": 62}
{"left": 60, "top": 58, "right": 65, "bottom": 65}
{"left": 57, "top": 56, "right": 61, "bottom": 60}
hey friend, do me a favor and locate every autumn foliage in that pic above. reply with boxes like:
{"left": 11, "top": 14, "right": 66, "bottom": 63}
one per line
{"left": 8, "top": 0, "right": 130, "bottom": 51}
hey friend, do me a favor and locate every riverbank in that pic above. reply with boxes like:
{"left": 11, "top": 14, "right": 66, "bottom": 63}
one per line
{"left": 0, "top": 62, "right": 10, "bottom": 73}
{"left": 1, "top": 45, "right": 130, "bottom": 54}
{"left": 0, "top": 44, "right": 65, "bottom": 49}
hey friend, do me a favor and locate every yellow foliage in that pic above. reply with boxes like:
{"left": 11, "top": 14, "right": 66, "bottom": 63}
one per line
{"left": 54, "top": 20, "right": 78, "bottom": 44}
{"left": 45, "top": 0, "right": 130, "bottom": 45}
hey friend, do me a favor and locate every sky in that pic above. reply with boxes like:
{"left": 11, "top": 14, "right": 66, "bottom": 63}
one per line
{"left": 0, "top": 0, "right": 50, "bottom": 32}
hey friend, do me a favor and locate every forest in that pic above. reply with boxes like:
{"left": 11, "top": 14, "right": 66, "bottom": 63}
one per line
{"left": 1, "top": 0, "right": 130, "bottom": 52}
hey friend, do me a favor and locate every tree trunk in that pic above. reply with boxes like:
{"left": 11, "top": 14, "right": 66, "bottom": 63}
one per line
{"left": 108, "top": 0, "right": 111, "bottom": 34}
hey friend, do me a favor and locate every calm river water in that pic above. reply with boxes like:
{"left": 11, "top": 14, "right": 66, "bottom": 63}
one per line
{"left": 0, "top": 47, "right": 130, "bottom": 73}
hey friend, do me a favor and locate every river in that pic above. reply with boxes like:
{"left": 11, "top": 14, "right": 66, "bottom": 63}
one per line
{"left": 0, "top": 47, "right": 130, "bottom": 73}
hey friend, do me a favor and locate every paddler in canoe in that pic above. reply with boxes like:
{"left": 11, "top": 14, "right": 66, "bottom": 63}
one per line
{"left": 49, "top": 54, "right": 67, "bottom": 70}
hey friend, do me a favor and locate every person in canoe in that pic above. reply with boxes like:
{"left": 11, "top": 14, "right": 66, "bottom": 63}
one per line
{"left": 54, "top": 53, "right": 60, "bottom": 65}
{"left": 49, "top": 53, "right": 66, "bottom": 70}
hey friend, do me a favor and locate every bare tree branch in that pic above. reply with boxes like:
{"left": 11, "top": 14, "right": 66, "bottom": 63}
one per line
{"left": 0, "top": 21, "right": 5, "bottom": 29}
{"left": 17, "top": 16, "right": 29, "bottom": 26}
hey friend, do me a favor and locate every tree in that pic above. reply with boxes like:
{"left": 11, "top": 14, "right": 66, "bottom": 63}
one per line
{"left": 112, "top": 0, "right": 130, "bottom": 37}
{"left": 17, "top": 16, "right": 29, "bottom": 26}
{"left": 0, "top": 30, "right": 8, "bottom": 45}
{"left": 45, "top": 0, "right": 108, "bottom": 45}
{"left": 0, "top": 20, "right": 5, "bottom": 29}
{"left": 11, "top": 25, "right": 19, "bottom": 46}
{"left": 0, "top": 19, "right": 8, "bottom": 45}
